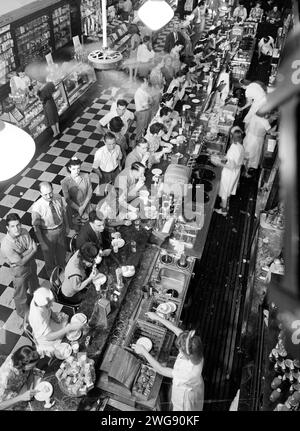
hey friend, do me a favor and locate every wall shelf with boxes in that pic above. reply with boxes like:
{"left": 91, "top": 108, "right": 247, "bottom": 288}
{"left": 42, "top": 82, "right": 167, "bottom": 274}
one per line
{"left": 0, "top": 25, "right": 15, "bottom": 85}
{"left": 81, "top": 0, "right": 101, "bottom": 37}
{"left": 14, "top": 15, "right": 52, "bottom": 69}
{"left": 52, "top": 3, "right": 72, "bottom": 50}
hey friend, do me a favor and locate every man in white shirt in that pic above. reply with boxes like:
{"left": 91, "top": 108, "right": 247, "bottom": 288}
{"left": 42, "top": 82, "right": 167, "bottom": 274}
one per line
{"left": 136, "top": 36, "right": 155, "bottom": 78}
{"left": 31, "top": 182, "right": 68, "bottom": 277}
{"left": 258, "top": 36, "right": 274, "bottom": 58}
{"left": 145, "top": 123, "right": 169, "bottom": 164}
{"left": 134, "top": 77, "right": 153, "bottom": 143}
{"left": 92, "top": 132, "right": 123, "bottom": 189}
{"left": 28, "top": 287, "right": 83, "bottom": 356}
{"left": 150, "top": 106, "right": 178, "bottom": 141}
{"left": 125, "top": 139, "right": 150, "bottom": 168}
{"left": 233, "top": 1, "right": 248, "bottom": 22}
{"left": 115, "top": 162, "right": 146, "bottom": 202}
{"left": 1, "top": 213, "right": 39, "bottom": 318}
{"left": 98, "top": 99, "right": 134, "bottom": 135}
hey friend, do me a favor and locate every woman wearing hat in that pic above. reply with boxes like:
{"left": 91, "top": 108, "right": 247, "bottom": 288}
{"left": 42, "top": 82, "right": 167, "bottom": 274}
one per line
{"left": 28, "top": 287, "right": 84, "bottom": 356}
{"left": 132, "top": 313, "right": 204, "bottom": 411}
{"left": 61, "top": 157, "right": 93, "bottom": 232}
{"left": 214, "top": 126, "right": 245, "bottom": 216}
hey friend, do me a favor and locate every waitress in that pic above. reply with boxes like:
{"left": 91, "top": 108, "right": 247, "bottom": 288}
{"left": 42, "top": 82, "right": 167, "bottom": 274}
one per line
{"left": 61, "top": 157, "right": 93, "bottom": 231}
{"left": 37, "top": 81, "right": 60, "bottom": 138}
{"left": 132, "top": 312, "right": 204, "bottom": 411}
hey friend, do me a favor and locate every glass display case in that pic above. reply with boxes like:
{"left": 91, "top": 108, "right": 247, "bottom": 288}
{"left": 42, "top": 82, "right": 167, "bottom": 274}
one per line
{"left": 0, "top": 63, "right": 96, "bottom": 140}
{"left": 52, "top": 4, "right": 72, "bottom": 50}
{"left": 15, "top": 15, "right": 51, "bottom": 69}
{"left": 0, "top": 25, "right": 15, "bottom": 85}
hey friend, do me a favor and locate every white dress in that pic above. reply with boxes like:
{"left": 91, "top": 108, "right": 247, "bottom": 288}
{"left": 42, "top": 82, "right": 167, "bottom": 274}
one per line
{"left": 243, "top": 115, "right": 271, "bottom": 169}
{"left": 171, "top": 353, "right": 204, "bottom": 411}
{"left": 218, "top": 143, "right": 245, "bottom": 202}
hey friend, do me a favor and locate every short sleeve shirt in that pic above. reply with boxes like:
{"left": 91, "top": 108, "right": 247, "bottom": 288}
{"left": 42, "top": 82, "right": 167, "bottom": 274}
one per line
{"left": 1, "top": 228, "right": 35, "bottom": 277}
{"left": 61, "top": 250, "right": 86, "bottom": 297}
{"left": 31, "top": 194, "right": 65, "bottom": 229}
{"left": 92, "top": 145, "right": 122, "bottom": 172}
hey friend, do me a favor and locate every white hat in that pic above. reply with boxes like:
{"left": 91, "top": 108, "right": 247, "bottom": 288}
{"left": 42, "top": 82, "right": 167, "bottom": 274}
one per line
{"left": 33, "top": 287, "right": 54, "bottom": 306}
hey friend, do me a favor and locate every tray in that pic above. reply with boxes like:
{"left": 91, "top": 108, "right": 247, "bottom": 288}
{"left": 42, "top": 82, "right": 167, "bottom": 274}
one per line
{"left": 124, "top": 320, "right": 167, "bottom": 360}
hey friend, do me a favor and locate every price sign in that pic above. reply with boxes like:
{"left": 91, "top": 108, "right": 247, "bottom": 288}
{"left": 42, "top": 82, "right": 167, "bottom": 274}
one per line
{"left": 45, "top": 53, "right": 54, "bottom": 66}
{"left": 72, "top": 35, "right": 82, "bottom": 52}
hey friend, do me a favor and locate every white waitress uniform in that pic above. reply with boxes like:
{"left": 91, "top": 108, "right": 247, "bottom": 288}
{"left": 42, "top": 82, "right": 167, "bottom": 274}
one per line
{"left": 219, "top": 142, "right": 245, "bottom": 202}
{"left": 171, "top": 352, "right": 204, "bottom": 411}
{"left": 243, "top": 115, "right": 271, "bottom": 169}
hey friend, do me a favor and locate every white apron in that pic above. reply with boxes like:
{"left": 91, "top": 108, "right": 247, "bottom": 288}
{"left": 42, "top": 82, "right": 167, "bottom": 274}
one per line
{"left": 243, "top": 115, "right": 271, "bottom": 169}
{"left": 219, "top": 143, "right": 245, "bottom": 201}
{"left": 171, "top": 353, "right": 204, "bottom": 411}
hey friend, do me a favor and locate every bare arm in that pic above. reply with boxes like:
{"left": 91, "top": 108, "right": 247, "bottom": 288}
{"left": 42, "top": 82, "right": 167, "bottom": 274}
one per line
{"left": 0, "top": 390, "right": 36, "bottom": 410}
{"left": 145, "top": 312, "right": 183, "bottom": 337}
{"left": 139, "top": 350, "right": 173, "bottom": 378}
{"left": 12, "top": 241, "right": 37, "bottom": 267}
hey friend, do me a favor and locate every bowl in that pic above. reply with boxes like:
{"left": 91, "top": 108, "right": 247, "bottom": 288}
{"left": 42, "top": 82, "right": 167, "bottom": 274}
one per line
{"left": 121, "top": 265, "right": 135, "bottom": 277}
{"left": 54, "top": 343, "right": 72, "bottom": 360}
{"left": 92, "top": 273, "right": 107, "bottom": 289}
{"left": 34, "top": 381, "right": 53, "bottom": 401}
{"left": 152, "top": 168, "right": 162, "bottom": 176}
{"left": 71, "top": 313, "right": 87, "bottom": 325}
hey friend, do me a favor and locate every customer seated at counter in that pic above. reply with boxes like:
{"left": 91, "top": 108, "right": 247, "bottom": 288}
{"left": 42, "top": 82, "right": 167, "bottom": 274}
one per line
{"left": 145, "top": 123, "right": 169, "bottom": 163}
{"left": 76, "top": 210, "right": 111, "bottom": 254}
{"left": 132, "top": 312, "right": 204, "bottom": 411}
{"left": 96, "top": 185, "right": 138, "bottom": 226}
{"left": 114, "top": 162, "right": 146, "bottom": 203}
{"left": 0, "top": 345, "right": 39, "bottom": 410}
{"left": 60, "top": 243, "right": 100, "bottom": 305}
{"left": 166, "top": 71, "right": 188, "bottom": 111}
{"left": 150, "top": 106, "right": 178, "bottom": 141}
{"left": 28, "top": 288, "right": 84, "bottom": 356}
{"left": 125, "top": 139, "right": 150, "bottom": 168}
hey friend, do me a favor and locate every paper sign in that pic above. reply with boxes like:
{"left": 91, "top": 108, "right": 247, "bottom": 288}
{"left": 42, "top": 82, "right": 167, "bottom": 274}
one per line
{"left": 73, "top": 35, "right": 82, "bottom": 51}
{"left": 267, "top": 139, "right": 276, "bottom": 152}
{"left": 45, "top": 53, "right": 54, "bottom": 66}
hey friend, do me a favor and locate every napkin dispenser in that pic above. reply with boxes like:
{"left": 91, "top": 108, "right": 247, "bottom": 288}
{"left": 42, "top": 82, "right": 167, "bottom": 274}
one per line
{"left": 163, "top": 164, "right": 191, "bottom": 196}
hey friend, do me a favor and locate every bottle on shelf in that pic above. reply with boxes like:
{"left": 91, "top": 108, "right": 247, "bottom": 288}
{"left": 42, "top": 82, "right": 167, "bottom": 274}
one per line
{"left": 269, "top": 388, "right": 282, "bottom": 403}
{"left": 271, "top": 375, "right": 283, "bottom": 389}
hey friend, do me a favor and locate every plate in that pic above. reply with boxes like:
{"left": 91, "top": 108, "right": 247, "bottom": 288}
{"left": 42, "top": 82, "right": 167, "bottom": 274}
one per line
{"left": 66, "top": 330, "right": 82, "bottom": 341}
{"left": 34, "top": 381, "right": 53, "bottom": 401}
{"left": 170, "top": 138, "right": 177, "bottom": 144}
{"left": 182, "top": 104, "right": 191, "bottom": 110}
{"left": 127, "top": 212, "right": 138, "bottom": 220}
{"left": 116, "top": 238, "right": 125, "bottom": 248}
{"left": 136, "top": 337, "right": 153, "bottom": 352}
{"left": 175, "top": 153, "right": 183, "bottom": 159}
{"left": 157, "top": 302, "right": 172, "bottom": 315}
{"left": 192, "top": 98, "right": 200, "bottom": 103}
{"left": 171, "top": 131, "right": 178, "bottom": 137}
{"left": 152, "top": 168, "right": 162, "bottom": 176}
{"left": 166, "top": 301, "right": 177, "bottom": 313}
{"left": 93, "top": 273, "right": 107, "bottom": 287}
{"left": 121, "top": 265, "right": 135, "bottom": 277}
{"left": 71, "top": 313, "right": 87, "bottom": 325}
{"left": 189, "top": 93, "right": 196, "bottom": 98}
{"left": 54, "top": 343, "right": 72, "bottom": 360}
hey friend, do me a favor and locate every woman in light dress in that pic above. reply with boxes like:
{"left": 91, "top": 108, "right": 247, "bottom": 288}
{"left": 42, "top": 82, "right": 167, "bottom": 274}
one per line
{"left": 132, "top": 312, "right": 204, "bottom": 411}
{"left": 61, "top": 157, "right": 93, "bottom": 232}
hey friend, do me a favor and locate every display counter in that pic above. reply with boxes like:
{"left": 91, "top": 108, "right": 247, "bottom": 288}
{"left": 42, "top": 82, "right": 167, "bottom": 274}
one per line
{"left": 0, "top": 61, "right": 96, "bottom": 139}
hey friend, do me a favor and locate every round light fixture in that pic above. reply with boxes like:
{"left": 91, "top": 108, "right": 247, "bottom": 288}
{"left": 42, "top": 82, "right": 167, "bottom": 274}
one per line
{"left": 0, "top": 121, "right": 35, "bottom": 181}
{"left": 138, "top": 0, "right": 174, "bottom": 31}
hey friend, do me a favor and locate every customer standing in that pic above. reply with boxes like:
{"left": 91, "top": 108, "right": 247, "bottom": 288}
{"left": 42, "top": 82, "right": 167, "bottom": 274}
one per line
{"left": 37, "top": 81, "right": 60, "bottom": 138}
{"left": 188, "top": 0, "right": 207, "bottom": 48}
{"left": 134, "top": 77, "right": 153, "bottom": 142}
{"left": 126, "top": 24, "right": 141, "bottom": 80}
{"left": 214, "top": 127, "right": 245, "bottom": 216}
{"left": 233, "top": 0, "right": 248, "bottom": 22}
{"left": 61, "top": 157, "right": 93, "bottom": 232}
{"left": 31, "top": 182, "right": 68, "bottom": 278}
{"left": 92, "top": 132, "right": 123, "bottom": 189}
{"left": 164, "top": 22, "right": 186, "bottom": 53}
{"left": 136, "top": 36, "right": 155, "bottom": 78}
{"left": 133, "top": 313, "right": 204, "bottom": 411}
{"left": 0, "top": 213, "right": 39, "bottom": 318}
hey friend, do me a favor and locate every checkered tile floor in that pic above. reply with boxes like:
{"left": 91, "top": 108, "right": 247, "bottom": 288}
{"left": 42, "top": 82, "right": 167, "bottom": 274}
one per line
{"left": 0, "top": 15, "right": 212, "bottom": 362}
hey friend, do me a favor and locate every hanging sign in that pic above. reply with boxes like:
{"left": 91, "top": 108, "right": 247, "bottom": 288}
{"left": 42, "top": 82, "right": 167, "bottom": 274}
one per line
{"left": 45, "top": 53, "right": 54, "bottom": 66}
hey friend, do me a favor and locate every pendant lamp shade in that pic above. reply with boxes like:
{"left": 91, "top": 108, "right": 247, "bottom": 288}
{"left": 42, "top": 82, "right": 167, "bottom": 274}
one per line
{"left": 138, "top": 0, "right": 174, "bottom": 31}
{"left": 0, "top": 121, "right": 35, "bottom": 181}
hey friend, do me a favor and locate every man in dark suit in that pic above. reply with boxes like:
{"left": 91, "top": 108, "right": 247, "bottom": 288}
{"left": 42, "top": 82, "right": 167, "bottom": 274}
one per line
{"left": 164, "top": 22, "right": 186, "bottom": 53}
{"left": 76, "top": 210, "right": 110, "bottom": 251}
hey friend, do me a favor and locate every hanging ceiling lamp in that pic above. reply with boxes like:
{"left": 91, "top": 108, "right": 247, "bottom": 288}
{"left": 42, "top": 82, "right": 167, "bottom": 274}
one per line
{"left": 138, "top": 0, "right": 174, "bottom": 31}
{"left": 0, "top": 120, "right": 35, "bottom": 181}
